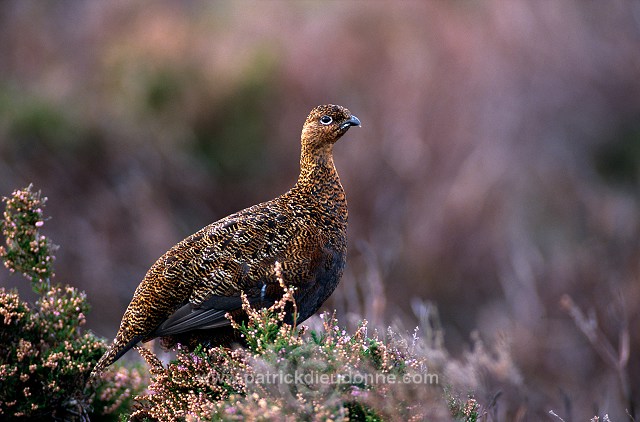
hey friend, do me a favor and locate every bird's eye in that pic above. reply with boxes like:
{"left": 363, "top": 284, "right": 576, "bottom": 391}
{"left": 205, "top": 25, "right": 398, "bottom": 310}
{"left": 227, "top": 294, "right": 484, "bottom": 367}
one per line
{"left": 320, "top": 115, "right": 333, "bottom": 125}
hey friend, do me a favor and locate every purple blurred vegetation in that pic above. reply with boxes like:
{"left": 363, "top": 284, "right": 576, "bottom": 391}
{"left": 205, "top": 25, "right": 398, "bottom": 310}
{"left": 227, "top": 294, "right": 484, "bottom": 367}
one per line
{"left": 1, "top": 1, "right": 639, "bottom": 419}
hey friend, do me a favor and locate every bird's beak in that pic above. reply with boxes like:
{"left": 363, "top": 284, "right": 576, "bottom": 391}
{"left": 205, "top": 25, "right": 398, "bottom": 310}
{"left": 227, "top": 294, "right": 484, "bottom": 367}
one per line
{"left": 341, "top": 115, "right": 361, "bottom": 130}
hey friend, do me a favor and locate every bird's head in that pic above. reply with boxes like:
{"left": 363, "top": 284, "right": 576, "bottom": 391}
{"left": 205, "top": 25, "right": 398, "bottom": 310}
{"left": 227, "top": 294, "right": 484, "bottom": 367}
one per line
{"left": 301, "top": 104, "right": 361, "bottom": 152}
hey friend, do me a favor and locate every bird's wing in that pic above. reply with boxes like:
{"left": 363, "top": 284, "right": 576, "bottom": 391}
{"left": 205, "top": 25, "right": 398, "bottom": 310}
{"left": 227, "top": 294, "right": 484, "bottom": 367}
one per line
{"left": 150, "top": 201, "right": 325, "bottom": 337}
{"left": 149, "top": 289, "right": 275, "bottom": 337}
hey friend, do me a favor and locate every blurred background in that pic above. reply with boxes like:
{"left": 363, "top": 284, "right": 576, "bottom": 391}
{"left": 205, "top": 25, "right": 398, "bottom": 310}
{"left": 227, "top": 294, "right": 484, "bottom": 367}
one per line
{"left": 1, "top": 1, "right": 639, "bottom": 419}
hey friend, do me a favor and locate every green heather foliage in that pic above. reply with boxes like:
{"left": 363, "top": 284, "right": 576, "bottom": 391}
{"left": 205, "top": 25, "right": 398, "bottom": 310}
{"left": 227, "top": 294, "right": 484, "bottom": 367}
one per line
{"left": 0, "top": 186, "right": 146, "bottom": 420}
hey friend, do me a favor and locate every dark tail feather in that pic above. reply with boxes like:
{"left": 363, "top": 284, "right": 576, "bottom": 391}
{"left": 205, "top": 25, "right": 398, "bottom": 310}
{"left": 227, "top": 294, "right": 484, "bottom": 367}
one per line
{"left": 89, "top": 335, "right": 144, "bottom": 381}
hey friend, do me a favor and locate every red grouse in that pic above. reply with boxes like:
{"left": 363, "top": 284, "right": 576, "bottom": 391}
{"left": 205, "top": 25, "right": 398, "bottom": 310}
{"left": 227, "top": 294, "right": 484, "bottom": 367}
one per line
{"left": 91, "top": 104, "right": 360, "bottom": 377}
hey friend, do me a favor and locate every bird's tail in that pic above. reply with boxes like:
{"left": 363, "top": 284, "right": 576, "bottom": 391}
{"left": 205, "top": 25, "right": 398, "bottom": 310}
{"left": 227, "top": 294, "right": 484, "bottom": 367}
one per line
{"left": 89, "top": 335, "right": 142, "bottom": 381}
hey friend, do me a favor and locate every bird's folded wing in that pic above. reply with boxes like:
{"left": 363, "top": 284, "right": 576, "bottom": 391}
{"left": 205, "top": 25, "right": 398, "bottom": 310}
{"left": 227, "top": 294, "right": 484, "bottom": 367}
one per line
{"left": 163, "top": 205, "right": 296, "bottom": 299}
{"left": 153, "top": 203, "right": 320, "bottom": 338}
{"left": 150, "top": 293, "right": 276, "bottom": 337}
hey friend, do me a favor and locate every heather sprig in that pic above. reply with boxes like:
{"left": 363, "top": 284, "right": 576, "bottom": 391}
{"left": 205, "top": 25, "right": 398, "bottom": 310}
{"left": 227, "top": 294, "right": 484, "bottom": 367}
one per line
{"left": 0, "top": 184, "right": 56, "bottom": 295}
{"left": 229, "top": 261, "right": 303, "bottom": 354}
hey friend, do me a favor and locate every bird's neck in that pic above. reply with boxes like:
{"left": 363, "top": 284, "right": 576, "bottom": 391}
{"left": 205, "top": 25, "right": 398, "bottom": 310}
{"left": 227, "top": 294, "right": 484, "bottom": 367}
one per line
{"left": 292, "top": 143, "right": 347, "bottom": 228}
{"left": 296, "top": 146, "right": 340, "bottom": 188}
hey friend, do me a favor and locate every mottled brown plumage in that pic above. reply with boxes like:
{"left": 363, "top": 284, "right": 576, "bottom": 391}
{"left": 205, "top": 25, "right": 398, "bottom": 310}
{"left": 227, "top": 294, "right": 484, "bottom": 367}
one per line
{"left": 91, "top": 104, "right": 360, "bottom": 378}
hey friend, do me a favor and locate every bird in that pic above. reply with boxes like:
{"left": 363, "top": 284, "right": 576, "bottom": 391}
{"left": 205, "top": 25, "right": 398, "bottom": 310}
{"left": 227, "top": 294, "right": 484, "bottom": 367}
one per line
{"left": 90, "top": 104, "right": 360, "bottom": 378}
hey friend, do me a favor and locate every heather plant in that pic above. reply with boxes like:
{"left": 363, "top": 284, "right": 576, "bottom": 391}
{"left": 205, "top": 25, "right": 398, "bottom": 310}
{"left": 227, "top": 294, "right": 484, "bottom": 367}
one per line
{"left": 446, "top": 389, "right": 480, "bottom": 422}
{"left": 130, "top": 263, "right": 478, "bottom": 421}
{"left": 0, "top": 185, "right": 147, "bottom": 420}
{"left": 0, "top": 185, "right": 56, "bottom": 295}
